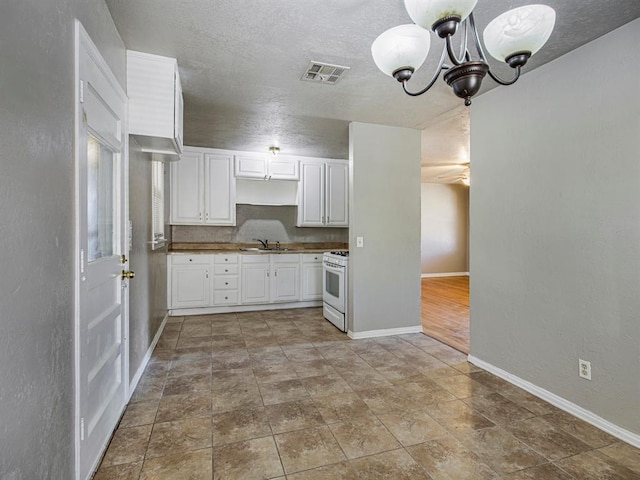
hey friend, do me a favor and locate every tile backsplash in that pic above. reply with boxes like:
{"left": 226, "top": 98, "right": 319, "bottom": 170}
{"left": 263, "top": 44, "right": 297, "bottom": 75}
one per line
{"left": 171, "top": 205, "right": 348, "bottom": 244}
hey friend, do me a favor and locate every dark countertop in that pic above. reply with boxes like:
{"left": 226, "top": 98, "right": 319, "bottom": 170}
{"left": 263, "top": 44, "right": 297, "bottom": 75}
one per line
{"left": 169, "top": 242, "right": 348, "bottom": 255}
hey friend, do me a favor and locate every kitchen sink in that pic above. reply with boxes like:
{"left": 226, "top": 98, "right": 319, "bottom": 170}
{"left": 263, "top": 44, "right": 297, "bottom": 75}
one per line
{"left": 238, "top": 247, "right": 290, "bottom": 252}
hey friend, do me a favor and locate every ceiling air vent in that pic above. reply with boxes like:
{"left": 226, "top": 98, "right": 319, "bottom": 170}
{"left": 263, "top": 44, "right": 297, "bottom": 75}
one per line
{"left": 301, "top": 61, "right": 350, "bottom": 85}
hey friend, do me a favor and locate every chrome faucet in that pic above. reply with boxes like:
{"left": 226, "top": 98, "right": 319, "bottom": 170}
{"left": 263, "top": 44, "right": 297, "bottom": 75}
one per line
{"left": 253, "top": 238, "right": 269, "bottom": 249}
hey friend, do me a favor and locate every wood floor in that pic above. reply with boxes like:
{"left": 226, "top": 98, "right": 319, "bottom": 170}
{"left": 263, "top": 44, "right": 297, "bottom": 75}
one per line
{"left": 421, "top": 276, "right": 470, "bottom": 354}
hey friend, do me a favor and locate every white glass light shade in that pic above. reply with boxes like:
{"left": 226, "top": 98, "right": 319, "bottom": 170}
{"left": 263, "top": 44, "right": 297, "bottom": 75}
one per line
{"left": 371, "top": 24, "right": 431, "bottom": 77}
{"left": 404, "top": 0, "right": 478, "bottom": 30}
{"left": 483, "top": 4, "right": 556, "bottom": 62}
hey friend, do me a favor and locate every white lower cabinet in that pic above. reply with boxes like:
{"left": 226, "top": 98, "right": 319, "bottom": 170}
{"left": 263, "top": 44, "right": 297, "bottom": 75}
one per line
{"left": 169, "top": 252, "right": 315, "bottom": 311}
{"left": 300, "top": 254, "right": 323, "bottom": 301}
{"left": 271, "top": 254, "right": 300, "bottom": 303}
{"left": 241, "top": 256, "right": 270, "bottom": 304}
{"left": 169, "top": 255, "right": 211, "bottom": 308}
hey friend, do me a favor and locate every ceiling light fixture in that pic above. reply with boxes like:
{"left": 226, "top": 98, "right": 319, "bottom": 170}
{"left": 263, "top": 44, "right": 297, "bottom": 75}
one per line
{"left": 371, "top": 1, "right": 556, "bottom": 106}
{"left": 268, "top": 146, "right": 280, "bottom": 156}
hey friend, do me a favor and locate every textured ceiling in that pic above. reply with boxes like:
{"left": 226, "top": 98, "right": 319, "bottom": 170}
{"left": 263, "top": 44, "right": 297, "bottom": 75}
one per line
{"left": 106, "top": 0, "right": 640, "bottom": 161}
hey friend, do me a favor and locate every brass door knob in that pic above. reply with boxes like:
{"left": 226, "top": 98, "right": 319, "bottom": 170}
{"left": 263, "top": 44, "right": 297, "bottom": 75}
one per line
{"left": 121, "top": 270, "right": 136, "bottom": 280}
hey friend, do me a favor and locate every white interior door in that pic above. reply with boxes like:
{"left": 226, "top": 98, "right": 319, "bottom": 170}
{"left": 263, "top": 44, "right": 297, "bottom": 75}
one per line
{"left": 75, "top": 21, "right": 129, "bottom": 480}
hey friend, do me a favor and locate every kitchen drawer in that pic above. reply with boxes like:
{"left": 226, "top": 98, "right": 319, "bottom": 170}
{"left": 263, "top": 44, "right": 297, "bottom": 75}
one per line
{"left": 214, "top": 276, "right": 239, "bottom": 290}
{"left": 214, "top": 290, "right": 239, "bottom": 305}
{"left": 302, "top": 253, "right": 323, "bottom": 263}
{"left": 171, "top": 254, "right": 211, "bottom": 265}
{"left": 241, "top": 255, "right": 269, "bottom": 264}
{"left": 214, "top": 254, "right": 238, "bottom": 264}
{"left": 214, "top": 264, "right": 239, "bottom": 275}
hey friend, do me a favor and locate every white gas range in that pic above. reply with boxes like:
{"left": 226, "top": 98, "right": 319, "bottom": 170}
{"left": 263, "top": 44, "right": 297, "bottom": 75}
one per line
{"left": 322, "top": 251, "right": 349, "bottom": 332}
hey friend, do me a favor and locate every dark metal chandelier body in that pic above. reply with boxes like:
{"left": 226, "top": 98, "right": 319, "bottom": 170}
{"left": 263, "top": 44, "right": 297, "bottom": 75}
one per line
{"left": 372, "top": 2, "right": 556, "bottom": 106}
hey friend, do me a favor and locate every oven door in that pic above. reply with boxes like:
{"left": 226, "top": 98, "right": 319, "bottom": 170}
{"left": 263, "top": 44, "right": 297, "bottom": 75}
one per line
{"left": 323, "top": 261, "right": 345, "bottom": 313}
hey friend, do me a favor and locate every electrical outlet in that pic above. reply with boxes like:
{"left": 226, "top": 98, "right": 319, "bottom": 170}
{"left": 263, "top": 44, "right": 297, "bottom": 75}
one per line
{"left": 578, "top": 359, "right": 592, "bottom": 380}
{"left": 356, "top": 236, "right": 364, "bottom": 248}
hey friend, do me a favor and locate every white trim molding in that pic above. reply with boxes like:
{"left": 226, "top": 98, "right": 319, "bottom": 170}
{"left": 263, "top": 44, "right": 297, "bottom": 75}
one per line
{"left": 170, "top": 300, "right": 322, "bottom": 317}
{"left": 421, "top": 272, "right": 469, "bottom": 278}
{"left": 468, "top": 355, "right": 640, "bottom": 448}
{"left": 348, "top": 325, "right": 423, "bottom": 340}
{"left": 128, "top": 312, "right": 169, "bottom": 401}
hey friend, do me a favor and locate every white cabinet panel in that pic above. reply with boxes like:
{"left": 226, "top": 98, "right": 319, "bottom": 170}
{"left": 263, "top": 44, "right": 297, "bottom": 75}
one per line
{"left": 214, "top": 264, "right": 239, "bottom": 275}
{"left": 170, "top": 147, "right": 235, "bottom": 226}
{"left": 326, "top": 161, "right": 349, "bottom": 226}
{"left": 298, "top": 162, "right": 325, "bottom": 226}
{"left": 235, "top": 155, "right": 267, "bottom": 179}
{"left": 127, "top": 50, "right": 183, "bottom": 156}
{"left": 272, "top": 262, "right": 300, "bottom": 303}
{"left": 241, "top": 262, "right": 270, "bottom": 304}
{"left": 301, "top": 255, "right": 323, "bottom": 301}
{"left": 214, "top": 291, "right": 239, "bottom": 305}
{"left": 170, "top": 151, "right": 202, "bottom": 224}
{"left": 205, "top": 153, "right": 236, "bottom": 225}
{"left": 297, "top": 159, "right": 348, "bottom": 227}
{"left": 268, "top": 159, "right": 299, "bottom": 180}
{"left": 170, "top": 265, "right": 210, "bottom": 308}
{"left": 214, "top": 276, "right": 239, "bottom": 290}
{"left": 235, "top": 155, "right": 299, "bottom": 181}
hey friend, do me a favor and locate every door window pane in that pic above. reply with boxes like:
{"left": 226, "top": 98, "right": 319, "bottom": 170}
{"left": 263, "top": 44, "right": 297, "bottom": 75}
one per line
{"left": 87, "top": 135, "right": 117, "bottom": 261}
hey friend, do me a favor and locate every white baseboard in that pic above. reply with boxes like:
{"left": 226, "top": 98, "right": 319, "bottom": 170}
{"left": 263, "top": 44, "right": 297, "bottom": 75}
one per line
{"left": 421, "top": 272, "right": 469, "bottom": 278}
{"left": 348, "top": 325, "right": 423, "bottom": 340}
{"left": 170, "top": 300, "right": 322, "bottom": 317}
{"left": 468, "top": 355, "right": 640, "bottom": 448}
{"left": 128, "top": 311, "right": 169, "bottom": 401}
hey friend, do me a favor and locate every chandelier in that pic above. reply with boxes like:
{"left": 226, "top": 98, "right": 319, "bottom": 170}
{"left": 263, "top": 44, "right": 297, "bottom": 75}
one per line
{"left": 371, "top": 1, "right": 556, "bottom": 106}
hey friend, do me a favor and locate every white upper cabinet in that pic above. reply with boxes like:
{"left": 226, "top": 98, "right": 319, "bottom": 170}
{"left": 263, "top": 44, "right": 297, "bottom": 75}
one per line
{"left": 127, "top": 51, "right": 183, "bottom": 156}
{"left": 204, "top": 153, "right": 235, "bottom": 225}
{"left": 235, "top": 154, "right": 299, "bottom": 181}
{"left": 325, "top": 161, "right": 349, "bottom": 227}
{"left": 170, "top": 147, "right": 236, "bottom": 225}
{"left": 297, "top": 159, "right": 348, "bottom": 227}
{"left": 170, "top": 150, "right": 202, "bottom": 224}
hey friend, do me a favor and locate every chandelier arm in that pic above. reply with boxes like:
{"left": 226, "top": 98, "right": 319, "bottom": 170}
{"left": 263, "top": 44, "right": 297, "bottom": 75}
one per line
{"left": 487, "top": 66, "right": 521, "bottom": 85}
{"left": 401, "top": 43, "right": 449, "bottom": 97}
{"left": 468, "top": 12, "right": 522, "bottom": 86}
{"left": 445, "top": 35, "right": 466, "bottom": 66}
{"left": 459, "top": 19, "right": 469, "bottom": 61}
{"left": 468, "top": 12, "right": 488, "bottom": 63}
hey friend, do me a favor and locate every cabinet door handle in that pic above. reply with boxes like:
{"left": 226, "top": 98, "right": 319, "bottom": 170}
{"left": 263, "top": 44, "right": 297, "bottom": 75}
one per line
{"left": 225, "top": 268, "right": 228, "bottom": 272}
{"left": 199, "top": 212, "right": 202, "bottom": 221}
{"left": 205, "top": 212, "right": 209, "bottom": 220}
{"left": 225, "top": 282, "right": 228, "bottom": 285}
{"left": 206, "top": 271, "right": 209, "bottom": 278}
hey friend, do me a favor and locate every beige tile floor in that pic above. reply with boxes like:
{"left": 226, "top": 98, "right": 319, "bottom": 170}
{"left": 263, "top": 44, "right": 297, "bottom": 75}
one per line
{"left": 94, "top": 308, "right": 640, "bottom": 479}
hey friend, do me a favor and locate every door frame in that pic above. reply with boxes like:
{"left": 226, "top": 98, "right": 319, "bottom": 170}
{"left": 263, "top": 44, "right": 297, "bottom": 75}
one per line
{"left": 73, "top": 20, "right": 130, "bottom": 480}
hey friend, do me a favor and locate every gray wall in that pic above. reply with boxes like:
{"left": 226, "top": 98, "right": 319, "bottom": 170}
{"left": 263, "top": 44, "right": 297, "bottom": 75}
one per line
{"left": 470, "top": 19, "right": 640, "bottom": 435}
{"left": 348, "top": 123, "right": 422, "bottom": 333}
{"left": 0, "top": 1, "right": 125, "bottom": 478}
{"left": 421, "top": 183, "right": 469, "bottom": 274}
{"left": 172, "top": 205, "right": 348, "bottom": 244}
{"left": 128, "top": 139, "right": 170, "bottom": 380}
